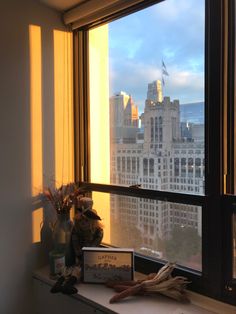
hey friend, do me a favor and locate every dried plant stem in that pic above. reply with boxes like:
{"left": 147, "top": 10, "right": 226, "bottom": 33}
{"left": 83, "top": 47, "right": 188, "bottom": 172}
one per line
{"left": 108, "top": 263, "right": 190, "bottom": 304}
{"left": 106, "top": 280, "right": 140, "bottom": 288}
{"left": 109, "top": 284, "right": 143, "bottom": 303}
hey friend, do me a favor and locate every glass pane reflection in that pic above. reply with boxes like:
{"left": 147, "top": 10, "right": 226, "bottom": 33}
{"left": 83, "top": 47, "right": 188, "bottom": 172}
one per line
{"left": 93, "top": 192, "right": 202, "bottom": 271}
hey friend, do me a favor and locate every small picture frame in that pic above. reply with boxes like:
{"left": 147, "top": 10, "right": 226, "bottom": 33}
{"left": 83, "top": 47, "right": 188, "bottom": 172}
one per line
{"left": 82, "top": 247, "right": 134, "bottom": 283}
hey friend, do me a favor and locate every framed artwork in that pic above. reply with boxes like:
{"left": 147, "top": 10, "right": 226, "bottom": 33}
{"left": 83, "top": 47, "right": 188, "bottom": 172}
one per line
{"left": 82, "top": 247, "right": 134, "bottom": 283}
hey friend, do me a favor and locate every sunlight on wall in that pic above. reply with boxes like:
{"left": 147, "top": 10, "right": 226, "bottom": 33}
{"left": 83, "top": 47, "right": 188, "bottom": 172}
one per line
{"left": 92, "top": 191, "right": 111, "bottom": 244}
{"left": 29, "top": 25, "right": 43, "bottom": 243}
{"left": 54, "top": 30, "right": 74, "bottom": 187}
{"left": 32, "top": 208, "right": 43, "bottom": 243}
{"left": 29, "top": 27, "right": 74, "bottom": 243}
{"left": 29, "top": 25, "right": 43, "bottom": 196}
{"left": 89, "top": 25, "right": 110, "bottom": 184}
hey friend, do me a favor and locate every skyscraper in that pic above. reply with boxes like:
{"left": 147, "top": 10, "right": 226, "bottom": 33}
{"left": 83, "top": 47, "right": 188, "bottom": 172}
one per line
{"left": 146, "top": 80, "right": 163, "bottom": 103}
{"left": 110, "top": 91, "right": 139, "bottom": 143}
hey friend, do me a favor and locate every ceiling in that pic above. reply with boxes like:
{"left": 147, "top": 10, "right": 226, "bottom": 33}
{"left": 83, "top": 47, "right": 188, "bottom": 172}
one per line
{"left": 39, "top": 0, "right": 86, "bottom": 11}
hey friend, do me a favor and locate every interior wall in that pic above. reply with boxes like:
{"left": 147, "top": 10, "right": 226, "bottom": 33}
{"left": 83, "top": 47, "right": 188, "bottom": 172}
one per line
{"left": 0, "top": 1, "right": 68, "bottom": 313}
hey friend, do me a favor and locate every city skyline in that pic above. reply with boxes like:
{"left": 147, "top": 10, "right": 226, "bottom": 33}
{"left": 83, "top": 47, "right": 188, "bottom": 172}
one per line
{"left": 108, "top": 0, "right": 205, "bottom": 112}
{"left": 110, "top": 87, "right": 204, "bottom": 125}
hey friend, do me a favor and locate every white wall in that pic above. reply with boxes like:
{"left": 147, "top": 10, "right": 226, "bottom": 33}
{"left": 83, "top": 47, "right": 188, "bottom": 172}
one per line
{"left": 0, "top": 1, "right": 67, "bottom": 313}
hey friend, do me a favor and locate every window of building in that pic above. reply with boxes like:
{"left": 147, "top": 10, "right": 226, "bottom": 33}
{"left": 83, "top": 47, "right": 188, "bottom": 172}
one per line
{"left": 195, "top": 158, "right": 201, "bottom": 178}
{"left": 117, "top": 156, "right": 120, "bottom": 172}
{"left": 150, "top": 117, "right": 154, "bottom": 142}
{"left": 181, "top": 158, "right": 186, "bottom": 177}
{"left": 127, "top": 157, "right": 131, "bottom": 173}
{"left": 174, "top": 158, "right": 179, "bottom": 177}
{"left": 122, "top": 156, "right": 125, "bottom": 172}
{"left": 149, "top": 158, "right": 154, "bottom": 177}
{"left": 143, "top": 158, "right": 148, "bottom": 176}
{"left": 188, "top": 158, "right": 194, "bottom": 178}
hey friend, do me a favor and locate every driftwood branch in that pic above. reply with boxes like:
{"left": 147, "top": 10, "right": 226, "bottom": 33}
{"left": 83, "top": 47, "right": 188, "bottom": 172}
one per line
{"left": 106, "top": 262, "right": 190, "bottom": 304}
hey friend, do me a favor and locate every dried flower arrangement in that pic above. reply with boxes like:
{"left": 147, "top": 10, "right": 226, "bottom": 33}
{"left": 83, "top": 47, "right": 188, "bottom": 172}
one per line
{"left": 106, "top": 262, "right": 190, "bottom": 303}
{"left": 44, "top": 183, "right": 84, "bottom": 214}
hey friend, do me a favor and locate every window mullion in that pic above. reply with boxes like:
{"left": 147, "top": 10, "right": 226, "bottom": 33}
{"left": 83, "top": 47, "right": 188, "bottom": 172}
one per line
{"left": 74, "top": 30, "right": 90, "bottom": 183}
{"left": 220, "top": 0, "right": 236, "bottom": 303}
{"left": 204, "top": 0, "right": 225, "bottom": 300}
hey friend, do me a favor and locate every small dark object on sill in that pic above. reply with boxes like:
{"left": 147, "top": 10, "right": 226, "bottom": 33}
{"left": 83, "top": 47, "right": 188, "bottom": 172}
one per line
{"left": 129, "top": 184, "right": 141, "bottom": 189}
{"left": 50, "top": 276, "right": 65, "bottom": 293}
{"left": 61, "top": 276, "right": 78, "bottom": 295}
{"left": 50, "top": 273, "right": 79, "bottom": 295}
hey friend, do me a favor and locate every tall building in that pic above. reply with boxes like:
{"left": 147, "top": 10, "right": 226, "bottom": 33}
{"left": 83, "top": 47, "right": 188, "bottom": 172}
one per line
{"left": 109, "top": 81, "right": 204, "bottom": 270}
{"left": 109, "top": 91, "right": 139, "bottom": 128}
{"left": 146, "top": 80, "right": 163, "bottom": 103}
{"left": 110, "top": 91, "right": 139, "bottom": 143}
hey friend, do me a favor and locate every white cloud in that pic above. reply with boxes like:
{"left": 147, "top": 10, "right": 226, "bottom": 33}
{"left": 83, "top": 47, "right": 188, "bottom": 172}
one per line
{"left": 153, "top": 0, "right": 204, "bottom": 23}
{"left": 164, "top": 69, "right": 204, "bottom": 104}
{"left": 171, "top": 71, "right": 203, "bottom": 89}
{"left": 108, "top": 0, "right": 205, "bottom": 108}
{"left": 110, "top": 58, "right": 162, "bottom": 93}
{"left": 153, "top": 0, "right": 193, "bottom": 20}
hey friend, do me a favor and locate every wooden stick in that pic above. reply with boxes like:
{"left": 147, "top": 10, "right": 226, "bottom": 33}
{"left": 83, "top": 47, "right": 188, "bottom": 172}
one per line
{"left": 106, "top": 280, "right": 139, "bottom": 288}
{"left": 109, "top": 283, "right": 143, "bottom": 303}
{"left": 108, "top": 263, "right": 190, "bottom": 304}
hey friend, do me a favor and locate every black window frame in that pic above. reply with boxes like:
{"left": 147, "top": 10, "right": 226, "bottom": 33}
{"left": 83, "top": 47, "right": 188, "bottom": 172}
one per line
{"left": 73, "top": 0, "right": 236, "bottom": 305}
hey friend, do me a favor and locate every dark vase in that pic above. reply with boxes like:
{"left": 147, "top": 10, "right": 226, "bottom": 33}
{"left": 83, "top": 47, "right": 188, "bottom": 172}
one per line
{"left": 52, "top": 212, "right": 75, "bottom": 266}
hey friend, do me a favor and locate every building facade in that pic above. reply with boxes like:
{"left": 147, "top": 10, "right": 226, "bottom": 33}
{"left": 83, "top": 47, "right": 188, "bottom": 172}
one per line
{"left": 109, "top": 82, "right": 204, "bottom": 270}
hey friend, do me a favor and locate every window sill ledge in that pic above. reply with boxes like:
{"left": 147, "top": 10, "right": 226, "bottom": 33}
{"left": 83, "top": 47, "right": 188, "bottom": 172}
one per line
{"left": 33, "top": 267, "right": 236, "bottom": 314}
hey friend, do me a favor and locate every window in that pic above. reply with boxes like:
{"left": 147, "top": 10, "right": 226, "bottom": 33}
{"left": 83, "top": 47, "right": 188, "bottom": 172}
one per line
{"left": 74, "top": 0, "right": 236, "bottom": 306}
{"left": 149, "top": 158, "right": 154, "bottom": 177}
{"left": 195, "top": 158, "right": 201, "bottom": 178}
{"left": 127, "top": 157, "right": 131, "bottom": 173}
{"left": 117, "top": 157, "right": 120, "bottom": 171}
{"left": 181, "top": 158, "right": 186, "bottom": 177}
{"left": 174, "top": 158, "right": 179, "bottom": 176}
{"left": 122, "top": 157, "right": 125, "bottom": 172}
{"left": 151, "top": 117, "right": 154, "bottom": 142}
{"left": 143, "top": 158, "right": 148, "bottom": 176}
{"left": 188, "top": 158, "right": 194, "bottom": 177}
{"left": 89, "top": 0, "right": 205, "bottom": 195}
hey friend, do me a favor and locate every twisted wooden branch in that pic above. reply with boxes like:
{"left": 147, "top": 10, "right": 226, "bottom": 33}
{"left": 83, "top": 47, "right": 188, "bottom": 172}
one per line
{"left": 107, "top": 263, "right": 190, "bottom": 304}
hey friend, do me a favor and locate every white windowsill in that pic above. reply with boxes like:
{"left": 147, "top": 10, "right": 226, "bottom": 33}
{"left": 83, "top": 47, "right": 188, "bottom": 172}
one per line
{"left": 33, "top": 266, "right": 236, "bottom": 314}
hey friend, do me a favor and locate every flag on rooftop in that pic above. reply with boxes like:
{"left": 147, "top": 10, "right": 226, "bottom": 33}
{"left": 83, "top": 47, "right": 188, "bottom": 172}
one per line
{"left": 162, "top": 60, "right": 169, "bottom": 76}
{"left": 163, "top": 69, "right": 169, "bottom": 76}
{"left": 162, "top": 59, "right": 169, "bottom": 87}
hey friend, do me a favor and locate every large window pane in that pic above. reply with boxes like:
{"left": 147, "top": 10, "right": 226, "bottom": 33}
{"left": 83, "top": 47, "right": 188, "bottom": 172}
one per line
{"left": 93, "top": 191, "right": 202, "bottom": 271}
{"left": 89, "top": 0, "right": 205, "bottom": 195}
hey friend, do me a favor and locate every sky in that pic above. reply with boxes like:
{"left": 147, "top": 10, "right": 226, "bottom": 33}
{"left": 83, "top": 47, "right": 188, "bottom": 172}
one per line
{"left": 108, "top": 0, "right": 205, "bottom": 113}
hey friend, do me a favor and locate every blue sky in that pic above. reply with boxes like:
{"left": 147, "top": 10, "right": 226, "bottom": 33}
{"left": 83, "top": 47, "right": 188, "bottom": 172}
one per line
{"left": 108, "top": 0, "right": 205, "bottom": 112}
